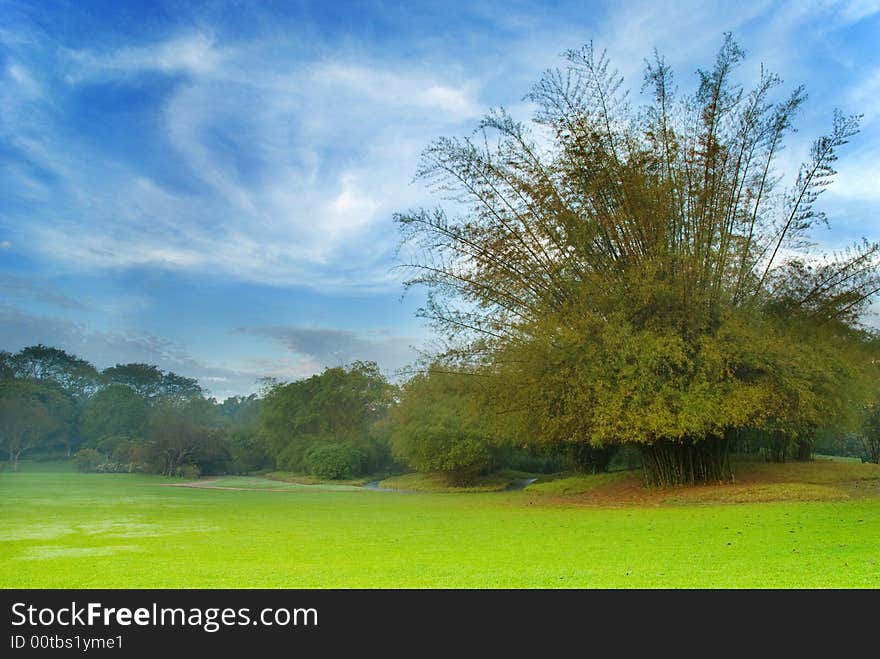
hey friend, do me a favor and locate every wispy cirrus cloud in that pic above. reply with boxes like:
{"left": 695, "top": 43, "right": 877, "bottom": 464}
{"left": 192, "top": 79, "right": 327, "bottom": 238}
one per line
{"left": 4, "top": 3, "right": 878, "bottom": 292}
{"left": 62, "top": 32, "right": 224, "bottom": 82}
{"left": 0, "top": 29, "right": 485, "bottom": 292}
{"left": 0, "top": 275, "right": 88, "bottom": 311}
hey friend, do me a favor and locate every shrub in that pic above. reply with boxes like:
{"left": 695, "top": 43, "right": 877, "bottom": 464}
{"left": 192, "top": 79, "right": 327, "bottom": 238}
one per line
{"left": 390, "top": 370, "right": 493, "bottom": 484}
{"left": 73, "top": 448, "right": 103, "bottom": 472}
{"left": 304, "top": 443, "right": 361, "bottom": 480}
{"left": 96, "top": 462, "right": 128, "bottom": 473}
{"left": 178, "top": 464, "right": 201, "bottom": 479}
{"left": 174, "top": 464, "right": 202, "bottom": 480}
{"left": 276, "top": 443, "right": 307, "bottom": 472}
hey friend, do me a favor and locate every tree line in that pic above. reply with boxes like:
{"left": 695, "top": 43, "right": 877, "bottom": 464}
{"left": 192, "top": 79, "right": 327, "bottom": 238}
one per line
{"left": 1, "top": 339, "right": 878, "bottom": 485}
{"left": 0, "top": 344, "right": 566, "bottom": 481}
{"left": 0, "top": 345, "right": 265, "bottom": 476}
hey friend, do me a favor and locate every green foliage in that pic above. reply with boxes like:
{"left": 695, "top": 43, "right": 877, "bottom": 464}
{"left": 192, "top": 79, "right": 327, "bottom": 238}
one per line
{"left": 178, "top": 464, "right": 201, "bottom": 480}
{"left": 390, "top": 368, "right": 492, "bottom": 483}
{"left": 0, "top": 378, "right": 76, "bottom": 468}
{"left": 396, "top": 36, "right": 879, "bottom": 485}
{"left": 102, "top": 363, "right": 202, "bottom": 402}
{"left": 109, "top": 439, "right": 151, "bottom": 472}
{"left": 304, "top": 443, "right": 361, "bottom": 480}
{"left": 146, "top": 403, "right": 230, "bottom": 476}
{"left": 493, "top": 446, "right": 567, "bottom": 474}
{"left": 2, "top": 345, "right": 99, "bottom": 398}
{"left": 80, "top": 384, "right": 149, "bottom": 448}
{"left": 216, "top": 394, "right": 261, "bottom": 426}
{"left": 260, "top": 361, "right": 394, "bottom": 474}
{"left": 0, "top": 344, "right": 275, "bottom": 476}
{"left": 812, "top": 430, "right": 865, "bottom": 460}
{"left": 274, "top": 443, "right": 306, "bottom": 473}
{"left": 495, "top": 308, "right": 872, "bottom": 447}
{"left": 0, "top": 344, "right": 100, "bottom": 399}
{"left": 225, "top": 427, "right": 272, "bottom": 474}
{"left": 73, "top": 448, "right": 103, "bottom": 472}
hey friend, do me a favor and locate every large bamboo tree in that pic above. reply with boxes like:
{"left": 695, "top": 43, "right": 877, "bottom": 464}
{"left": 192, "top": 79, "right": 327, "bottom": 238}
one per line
{"left": 396, "top": 35, "right": 880, "bottom": 486}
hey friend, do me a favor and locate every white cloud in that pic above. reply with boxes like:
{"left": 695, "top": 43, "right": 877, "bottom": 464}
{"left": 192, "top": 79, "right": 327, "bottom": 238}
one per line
{"left": 6, "top": 63, "right": 43, "bottom": 98}
{"left": 3, "top": 3, "right": 878, "bottom": 295}
{"left": 849, "top": 66, "right": 880, "bottom": 128}
{"left": 312, "top": 62, "right": 482, "bottom": 121}
{"left": 836, "top": 0, "right": 880, "bottom": 22}
{"left": 64, "top": 32, "right": 223, "bottom": 82}
{"left": 829, "top": 151, "right": 880, "bottom": 202}
{"left": 0, "top": 275, "right": 87, "bottom": 310}
{"left": 0, "top": 33, "right": 485, "bottom": 292}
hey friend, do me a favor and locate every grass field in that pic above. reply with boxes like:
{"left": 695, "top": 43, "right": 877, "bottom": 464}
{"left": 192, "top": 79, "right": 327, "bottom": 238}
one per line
{"left": 1, "top": 460, "right": 879, "bottom": 588}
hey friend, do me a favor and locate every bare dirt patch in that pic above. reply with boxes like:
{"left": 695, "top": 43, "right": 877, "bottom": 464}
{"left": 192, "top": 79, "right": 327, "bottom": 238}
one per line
{"left": 528, "top": 460, "right": 880, "bottom": 508}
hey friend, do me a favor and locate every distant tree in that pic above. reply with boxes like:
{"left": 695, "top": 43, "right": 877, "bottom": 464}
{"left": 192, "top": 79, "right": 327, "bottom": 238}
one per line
{"left": 225, "top": 426, "right": 271, "bottom": 474}
{"left": 396, "top": 34, "right": 879, "bottom": 486}
{"left": 80, "top": 384, "right": 150, "bottom": 450}
{"left": 0, "top": 379, "right": 68, "bottom": 473}
{"left": 8, "top": 345, "right": 100, "bottom": 398}
{"left": 73, "top": 448, "right": 103, "bottom": 472}
{"left": 217, "top": 395, "right": 269, "bottom": 474}
{"left": 160, "top": 372, "right": 204, "bottom": 405}
{"left": 217, "top": 394, "right": 261, "bottom": 427}
{"left": 102, "top": 363, "right": 202, "bottom": 402}
{"left": 0, "top": 399, "right": 56, "bottom": 470}
{"left": 0, "top": 351, "right": 16, "bottom": 379}
{"left": 146, "top": 405, "right": 229, "bottom": 476}
{"left": 389, "top": 368, "right": 492, "bottom": 484}
{"left": 260, "top": 361, "right": 394, "bottom": 474}
{"left": 812, "top": 426, "right": 865, "bottom": 460}
{"left": 102, "top": 363, "right": 165, "bottom": 398}
{"left": 0, "top": 378, "right": 76, "bottom": 462}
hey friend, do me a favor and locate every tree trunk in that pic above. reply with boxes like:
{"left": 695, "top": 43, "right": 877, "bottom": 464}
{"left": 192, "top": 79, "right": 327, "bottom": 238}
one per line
{"left": 640, "top": 437, "right": 732, "bottom": 487}
{"left": 793, "top": 438, "right": 813, "bottom": 462}
{"left": 765, "top": 432, "right": 788, "bottom": 463}
{"left": 862, "top": 436, "right": 880, "bottom": 464}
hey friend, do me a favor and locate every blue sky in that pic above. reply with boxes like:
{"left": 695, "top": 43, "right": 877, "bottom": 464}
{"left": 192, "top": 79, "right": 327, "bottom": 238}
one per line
{"left": 1, "top": 0, "right": 878, "bottom": 398}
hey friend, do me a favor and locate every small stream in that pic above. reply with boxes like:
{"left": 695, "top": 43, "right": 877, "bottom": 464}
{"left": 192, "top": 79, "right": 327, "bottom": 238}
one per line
{"left": 363, "top": 477, "right": 537, "bottom": 493}
{"left": 362, "top": 480, "right": 416, "bottom": 493}
{"left": 504, "top": 477, "right": 538, "bottom": 491}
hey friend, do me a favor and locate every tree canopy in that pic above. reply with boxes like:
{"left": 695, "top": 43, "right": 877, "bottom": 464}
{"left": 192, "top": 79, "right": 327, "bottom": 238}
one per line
{"left": 1, "top": 345, "right": 99, "bottom": 398}
{"left": 396, "top": 34, "right": 880, "bottom": 485}
{"left": 0, "top": 378, "right": 75, "bottom": 470}
{"left": 260, "top": 361, "right": 395, "bottom": 475}
{"left": 389, "top": 366, "right": 493, "bottom": 483}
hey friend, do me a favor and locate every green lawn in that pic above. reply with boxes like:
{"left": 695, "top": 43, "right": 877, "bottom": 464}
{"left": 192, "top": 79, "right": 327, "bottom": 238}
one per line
{"left": 1, "top": 465, "right": 878, "bottom": 588}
